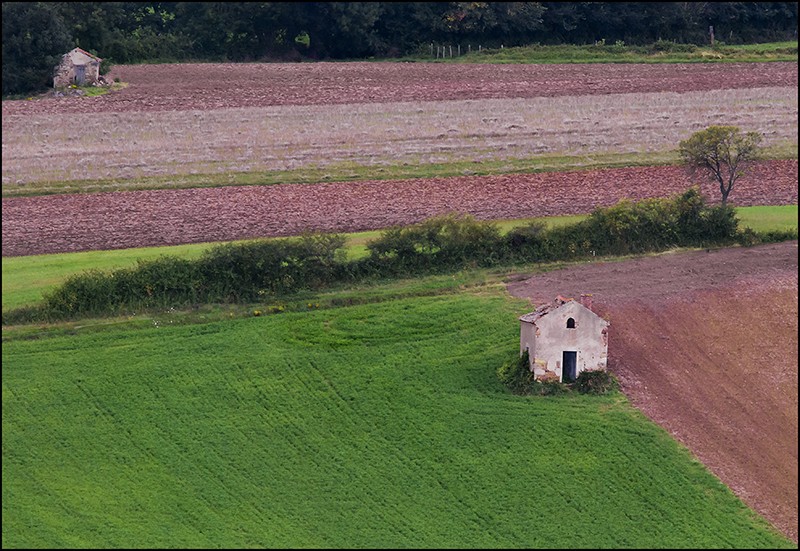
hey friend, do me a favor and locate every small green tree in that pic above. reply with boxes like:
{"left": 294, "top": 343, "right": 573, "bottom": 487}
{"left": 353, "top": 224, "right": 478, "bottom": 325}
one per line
{"left": 678, "top": 126, "right": 762, "bottom": 207}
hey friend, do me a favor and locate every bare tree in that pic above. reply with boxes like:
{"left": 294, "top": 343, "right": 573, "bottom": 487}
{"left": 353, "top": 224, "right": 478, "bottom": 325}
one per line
{"left": 678, "top": 126, "right": 763, "bottom": 206}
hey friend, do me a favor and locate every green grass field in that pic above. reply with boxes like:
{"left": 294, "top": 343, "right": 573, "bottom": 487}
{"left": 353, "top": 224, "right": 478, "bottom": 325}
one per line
{"left": 2, "top": 207, "right": 795, "bottom": 313}
{"left": 434, "top": 40, "right": 799, "bottom": 64}
{"left": 735, "top": 204, "right": 799, "bottom": 233}
{"left": 2, "top": 290, "right": 793, "bottom": 548}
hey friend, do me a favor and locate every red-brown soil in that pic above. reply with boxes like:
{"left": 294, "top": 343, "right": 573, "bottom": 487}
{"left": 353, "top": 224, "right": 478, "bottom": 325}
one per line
{"left": 507, "top": 241, "right": 799, "bottom": 542}
{"left": 2, "top": 61, "right": 796, "bottom": 115}
{"left": 1, "top": 159, "right": 796, "bottom": 257}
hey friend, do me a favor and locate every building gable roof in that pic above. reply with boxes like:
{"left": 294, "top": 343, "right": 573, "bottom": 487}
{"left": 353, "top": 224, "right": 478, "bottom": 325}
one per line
{"left": 519, "top": 296, "right": 608, "bottom": 326}
{"left": 65, "top": 47, "right": 102, "bottom": 65}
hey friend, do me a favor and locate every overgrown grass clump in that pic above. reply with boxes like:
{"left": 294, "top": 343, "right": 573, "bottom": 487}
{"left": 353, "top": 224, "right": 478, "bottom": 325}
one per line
{"left": 574, "top": 369, "right": 620, "bottom": 395}
{"left": 5, "top": 188, "right": 793, "bottom": 324}
{"left": 497, "top": 349, "right": 537, "bottom": 394}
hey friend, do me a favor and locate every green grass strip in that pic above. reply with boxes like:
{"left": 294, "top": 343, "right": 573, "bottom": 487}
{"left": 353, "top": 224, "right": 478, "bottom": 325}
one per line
{"left": 407, "top": 40, "right": 798, "bottom": 64}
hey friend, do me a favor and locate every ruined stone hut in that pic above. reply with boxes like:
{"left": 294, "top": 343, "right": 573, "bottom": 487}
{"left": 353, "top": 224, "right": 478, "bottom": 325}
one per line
{"left": 53, "top": 48, "right": 102, "bottom": 87}
{"left": 519, "top": 294, "right": 609, "bottom": 382}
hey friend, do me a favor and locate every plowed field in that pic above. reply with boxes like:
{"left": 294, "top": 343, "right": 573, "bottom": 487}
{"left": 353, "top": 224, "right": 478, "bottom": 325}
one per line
{"left": 2, "top": 61, "right": 796, "bottom": 115}
{"left": 1, "top": 159, "right": 797, "bottom": 257}
{"left": 507, "top": 241, "right": 799, "bottom": 543}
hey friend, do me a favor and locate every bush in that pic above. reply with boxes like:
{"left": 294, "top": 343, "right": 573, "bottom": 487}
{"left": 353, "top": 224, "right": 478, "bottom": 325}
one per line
{"left": 497, "top": 349, "right": 536, "bottom": 394}
{"left": 126, "top": 256, "right": 200, "bottom": 304}
{"left": 697, "top": 205, "right": 739, "bottom": 243}
{"left": 198, "top": 239, "right": 290, "bottom": 301}
{"left": 573, "top": 370, "right": 619, "bottom": 395}
{"left": 505, "top": 220, "right": 549, "bottom": 261}
{"left": 287, "top": 232, "right": 349, "bottom": 288}
{"left": 534, "top": 379, "right": 571, "bottom": 396}
{"left": 532, "top": 221, "right": 590, "bottom": 260}
{"left": 533, "top": 188, "right": 740, "bottom": 260}
{"left": 736, "top": 227, "right": 799, "bottom": 246}
{"left": 584, "top": 196, "right": 683, "bottom": 254}
{"left": 35, "top": 234, "right": 348, "bottom": 320}
{"left": 42, "top": 269, "right": 119, "bottom": 318}
{"left": 40, "top": 256, "right": 201, "bottom": 319}
{"left": 197, "top": 233, "right": 347, "bottom": 301}
{"left": 367, "top": 213, "right": 504, "bottom": 273}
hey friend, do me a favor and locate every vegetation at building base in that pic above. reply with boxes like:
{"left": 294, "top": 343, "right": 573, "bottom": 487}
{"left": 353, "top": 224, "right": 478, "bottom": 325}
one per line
{"left": 497, "top": 350, "right": 620, "bottom": 396}
{"left": 5, "top": 188, "right": 797, "bottom": 325}
{"left": 497, "top": 349, "right": 537, "bottom": 394}
{"left": 574, "top": 370, "right": 621, "bottom": 395}
{"left": 3, "top": 2, "right": 798, "bottom": 96}
{"left": 3, "top": 291, "right": 796, "bottom": 548}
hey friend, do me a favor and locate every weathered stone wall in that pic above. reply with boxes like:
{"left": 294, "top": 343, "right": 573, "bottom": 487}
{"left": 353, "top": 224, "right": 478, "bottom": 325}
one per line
{"left": 53, "top": 51, "right": 101, "bottom": 88}
{"left": 53, "top": 56, "right": 75, "bottom": 88}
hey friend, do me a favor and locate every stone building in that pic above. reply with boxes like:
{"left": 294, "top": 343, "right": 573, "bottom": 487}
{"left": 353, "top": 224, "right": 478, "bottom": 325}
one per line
{"left": 519, "top": 294, "right": 609, "bottom": 382}
{"left": 53, "top": 48, "right": 102, "bottom": 88}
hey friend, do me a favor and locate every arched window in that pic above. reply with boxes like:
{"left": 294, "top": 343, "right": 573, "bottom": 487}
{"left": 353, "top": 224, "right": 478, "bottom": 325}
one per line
{"left": 566, "top": 317, "right": 576, "bottom": 329}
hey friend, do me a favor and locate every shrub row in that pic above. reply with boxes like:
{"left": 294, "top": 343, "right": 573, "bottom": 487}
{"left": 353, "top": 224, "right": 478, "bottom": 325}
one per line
{"left": 366, "top": 188, "right": 739, "bottom": 271}
{"left": 5, "top": 188, "right": 786, "bottom": 323}
{"left": 32, "top": 233, "right": 350, "bottom": 321}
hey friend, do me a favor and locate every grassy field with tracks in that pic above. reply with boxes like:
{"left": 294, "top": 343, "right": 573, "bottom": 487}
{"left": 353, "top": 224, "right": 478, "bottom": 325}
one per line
{"left": 2, "top": 290, "right": 794, "bottom": 548}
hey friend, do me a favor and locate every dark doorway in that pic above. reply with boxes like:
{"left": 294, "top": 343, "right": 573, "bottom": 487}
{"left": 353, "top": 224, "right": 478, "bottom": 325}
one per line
{"left": 562, "top": 351, "right": 577, "bottom": 382}
{"left": 75, "top": 65, "right": 86, "bottom": 85}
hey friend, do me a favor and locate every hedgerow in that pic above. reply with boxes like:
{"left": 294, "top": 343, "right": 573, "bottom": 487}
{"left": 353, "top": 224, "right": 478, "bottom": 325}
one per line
{"left": 5, "top": 188, "right": 788, "bottom": 323}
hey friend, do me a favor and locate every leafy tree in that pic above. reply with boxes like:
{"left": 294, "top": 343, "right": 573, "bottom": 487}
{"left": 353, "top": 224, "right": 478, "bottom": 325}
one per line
{"left": 2, "top": 2, "right": 73, "bottom": 96}
{"left": 440, "top": 2, "right": 545, "bottom": 45}
{"left": 52, "top": 2, "right": 190, "bottom": 64}
{"left": 678, "top": 126, "right": 763, "bottom": 207}
{"left": 298, "top": 2, "right": 385, "bottom": 59}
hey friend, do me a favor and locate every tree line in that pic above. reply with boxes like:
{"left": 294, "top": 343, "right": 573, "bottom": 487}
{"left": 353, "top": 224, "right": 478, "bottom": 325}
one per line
{"left": 3, "top": 2, "right": 798, "bottom": 95}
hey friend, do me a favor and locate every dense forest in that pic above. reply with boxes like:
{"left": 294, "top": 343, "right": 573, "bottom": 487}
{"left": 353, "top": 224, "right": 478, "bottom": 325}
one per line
{"left": 3, "top": 2, "right": 798, "bottom": 95}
